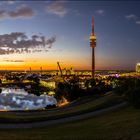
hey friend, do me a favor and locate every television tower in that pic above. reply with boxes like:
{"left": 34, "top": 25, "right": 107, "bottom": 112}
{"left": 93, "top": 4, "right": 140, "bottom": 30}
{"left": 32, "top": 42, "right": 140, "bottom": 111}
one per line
{"left": 89, "top": 17, "right": 96, "bottom": 78}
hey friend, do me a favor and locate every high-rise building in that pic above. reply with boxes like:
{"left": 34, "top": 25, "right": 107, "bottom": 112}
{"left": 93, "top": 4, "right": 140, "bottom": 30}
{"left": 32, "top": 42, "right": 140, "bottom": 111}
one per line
{"left": 89, "top": 17, "right": 96, "bottom": 78}
{"left": 136, "top": 63, "right": 140, "bottom": 72}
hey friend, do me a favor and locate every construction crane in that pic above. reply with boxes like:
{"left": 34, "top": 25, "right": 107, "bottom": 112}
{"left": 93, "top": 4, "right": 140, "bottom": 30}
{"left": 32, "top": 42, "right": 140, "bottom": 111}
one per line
{"left": 29, "top": 67, "right": 32, "bottom": 73}
{"left": 57, "top": 61, "right": 69, "bottom": 83}
{"left": 40, "top": 66, "right": 42, "bottom": 75}
{"left": 57, "top": 62, "right": 63, "bottom": 78}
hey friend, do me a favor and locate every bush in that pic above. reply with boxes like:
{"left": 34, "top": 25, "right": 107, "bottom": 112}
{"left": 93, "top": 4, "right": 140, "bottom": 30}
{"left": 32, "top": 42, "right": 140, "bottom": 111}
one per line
{"left": 113, "top": 77, "right": 140, "bottom": 108}
{"left": 131, "top": 88, "right": 140, "bottom": 108}
{"left": 55, "top": 77, "right": 112, "bottom": 102}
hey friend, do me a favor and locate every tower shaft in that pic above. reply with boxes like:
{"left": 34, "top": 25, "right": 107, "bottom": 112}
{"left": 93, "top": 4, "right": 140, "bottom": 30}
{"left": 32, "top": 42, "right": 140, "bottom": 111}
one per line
{"left": 89, "top": 17, "right": 96, "bottom": 78}
{"left": 92, "top": 47, "right": 95, "bottom": 78}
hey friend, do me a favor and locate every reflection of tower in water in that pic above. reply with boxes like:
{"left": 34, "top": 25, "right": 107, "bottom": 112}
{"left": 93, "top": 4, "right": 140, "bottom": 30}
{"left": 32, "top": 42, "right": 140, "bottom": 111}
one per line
{"left": 89, "top": 17, "right": 96, "bottom": 78}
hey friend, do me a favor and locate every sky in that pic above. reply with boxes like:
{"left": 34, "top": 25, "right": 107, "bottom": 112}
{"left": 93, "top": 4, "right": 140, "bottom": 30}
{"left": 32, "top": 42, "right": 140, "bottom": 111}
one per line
{"left": 0, "top": 0, "right": 140, "bottom": 70}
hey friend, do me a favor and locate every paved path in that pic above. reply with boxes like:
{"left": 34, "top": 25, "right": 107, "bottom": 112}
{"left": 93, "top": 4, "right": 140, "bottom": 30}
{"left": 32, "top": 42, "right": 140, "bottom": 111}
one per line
{"left": 0, "top": 102, "right": 127, "bottom": 129}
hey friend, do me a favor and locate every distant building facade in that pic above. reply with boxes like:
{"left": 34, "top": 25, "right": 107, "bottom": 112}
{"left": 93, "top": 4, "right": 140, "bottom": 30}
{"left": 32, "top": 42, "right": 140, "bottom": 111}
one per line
{"left": 136, "top": 63, "right": 140, "bottom": 72}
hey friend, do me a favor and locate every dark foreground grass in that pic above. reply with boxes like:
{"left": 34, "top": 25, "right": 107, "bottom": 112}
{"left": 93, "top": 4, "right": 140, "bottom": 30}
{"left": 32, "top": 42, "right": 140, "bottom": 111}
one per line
{"left": 0, "top": 94, "right": 122, "bottom": 123}
{"left": 0, "top": 106, "right": 140, "bottom": 140}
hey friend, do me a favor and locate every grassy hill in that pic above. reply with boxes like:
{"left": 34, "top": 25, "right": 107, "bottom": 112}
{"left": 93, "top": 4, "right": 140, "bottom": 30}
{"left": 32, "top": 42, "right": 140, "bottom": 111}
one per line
{"left": 0, "top": 93, "right": 139, "bottom": 139}
{"left": 0, "top": 94, "right": 122, "bottom": 123}
{"left": 0, "top": 106, "right": 139, "bottom": 139}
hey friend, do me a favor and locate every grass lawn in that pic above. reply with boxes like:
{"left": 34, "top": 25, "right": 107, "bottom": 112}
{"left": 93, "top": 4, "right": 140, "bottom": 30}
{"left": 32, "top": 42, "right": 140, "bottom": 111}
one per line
{"left": 0, "top": 106, "right": 140, "bottom": 140}
{"left": 0, "top": 94, "right": 123, "bottom": 123}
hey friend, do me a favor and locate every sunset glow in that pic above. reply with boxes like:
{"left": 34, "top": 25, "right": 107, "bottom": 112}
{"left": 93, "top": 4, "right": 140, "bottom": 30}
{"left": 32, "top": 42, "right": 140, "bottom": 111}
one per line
{"left": 0, "top": 1, "right": 139, "bottom": 70}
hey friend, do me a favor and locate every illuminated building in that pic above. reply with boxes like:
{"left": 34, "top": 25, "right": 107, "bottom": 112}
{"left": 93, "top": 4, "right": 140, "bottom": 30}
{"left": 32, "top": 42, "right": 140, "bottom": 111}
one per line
{"left": 136, "top": 63, "right": 140, "bottom": 73}
{"left": 89, "top": 17, "right": 96, "bottom": 78}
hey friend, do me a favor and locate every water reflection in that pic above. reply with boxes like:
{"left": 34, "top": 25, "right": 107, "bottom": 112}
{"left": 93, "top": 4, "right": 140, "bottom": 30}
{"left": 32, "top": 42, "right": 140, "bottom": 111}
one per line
{"left": 0, "top": 88, "right": 57, "bottom": 111}
{"left": 1, "top": 88, "right": 28, "bottom": 95}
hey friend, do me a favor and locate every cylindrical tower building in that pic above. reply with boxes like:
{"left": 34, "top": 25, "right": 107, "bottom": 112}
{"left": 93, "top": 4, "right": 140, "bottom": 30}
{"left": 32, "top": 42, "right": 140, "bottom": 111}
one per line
{"left": 89, "top": 17, "right": 96, "bottom": 78}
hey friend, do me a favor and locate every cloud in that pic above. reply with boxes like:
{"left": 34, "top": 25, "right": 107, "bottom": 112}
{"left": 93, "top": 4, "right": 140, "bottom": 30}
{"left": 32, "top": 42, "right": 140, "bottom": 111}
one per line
{"left": 5, "top": 0, "right": 15, "bottom": 5}
{"left": 0, "top": 5, "right": 34, "bottom": 20}
{"left": 136, "top": 21, "right": 140, "bottom": 25}
{"left": 46, "top": 37, "right": 56, "bottom": 48}
{"left": 3, "top": 59, "right": 25, "bottom": 62}
{"left": 8, "top": 5, "right": 34, "bottom": 18}
{"left": 95, "top": 9, "right": 105, "bottom": 15}
{"left": 0, "top": 10, "right": 7, "bottom": 19}
{"left": 125, "top": 14, "right": 140, "bottom": 25}
{"left": 125, "top": 14, "right": 137, "bottom": 20}
{"left": 72, "top": 9, "right": 81, "bottom": 16}
{"left": 0, "top": 32, "right": 56, "bottom": 55}
{"left": 46, "top": 1, "right": 67, "bottom": 17}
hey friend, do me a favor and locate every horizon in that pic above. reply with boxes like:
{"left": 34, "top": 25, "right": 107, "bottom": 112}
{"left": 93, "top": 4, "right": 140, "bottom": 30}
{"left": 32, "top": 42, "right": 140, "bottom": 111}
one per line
{"left": 0, "top": 69, "right": 134, "bottom": 72}
{"left": 0, "top": 1, "right": 140, "bottom": 70}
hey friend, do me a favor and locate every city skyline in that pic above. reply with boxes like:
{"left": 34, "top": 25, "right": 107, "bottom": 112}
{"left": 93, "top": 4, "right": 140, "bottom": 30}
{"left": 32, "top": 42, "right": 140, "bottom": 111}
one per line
{"left": 0, "top": 0, "right": 140, "bottom": 70}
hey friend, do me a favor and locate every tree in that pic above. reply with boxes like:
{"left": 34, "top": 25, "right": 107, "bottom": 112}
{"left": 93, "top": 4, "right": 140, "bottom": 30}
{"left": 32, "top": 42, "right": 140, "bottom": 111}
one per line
{"left": 113, "top": 77, "right": 140, "bottom": 108}
{"left": 55, "top": 76, "right": 85, "bottom": 102}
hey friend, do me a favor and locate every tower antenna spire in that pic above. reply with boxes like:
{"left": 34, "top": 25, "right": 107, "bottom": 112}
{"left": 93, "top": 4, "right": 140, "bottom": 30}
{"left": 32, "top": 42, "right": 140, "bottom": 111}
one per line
{"left": 92, "top": 16, "right": 94, "bottom": 35}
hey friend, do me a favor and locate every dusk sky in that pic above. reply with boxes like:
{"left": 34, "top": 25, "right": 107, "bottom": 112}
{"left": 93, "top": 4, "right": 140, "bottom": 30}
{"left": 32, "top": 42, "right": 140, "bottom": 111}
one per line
{"left": 0, "top": 0, "right": 140, "bottom": 70}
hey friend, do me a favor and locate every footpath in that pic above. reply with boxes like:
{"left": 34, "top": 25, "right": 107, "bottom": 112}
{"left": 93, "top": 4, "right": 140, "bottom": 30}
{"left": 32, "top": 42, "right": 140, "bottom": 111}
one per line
{"left": 0, "top": 102, "right": 127, "bottom": 129}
